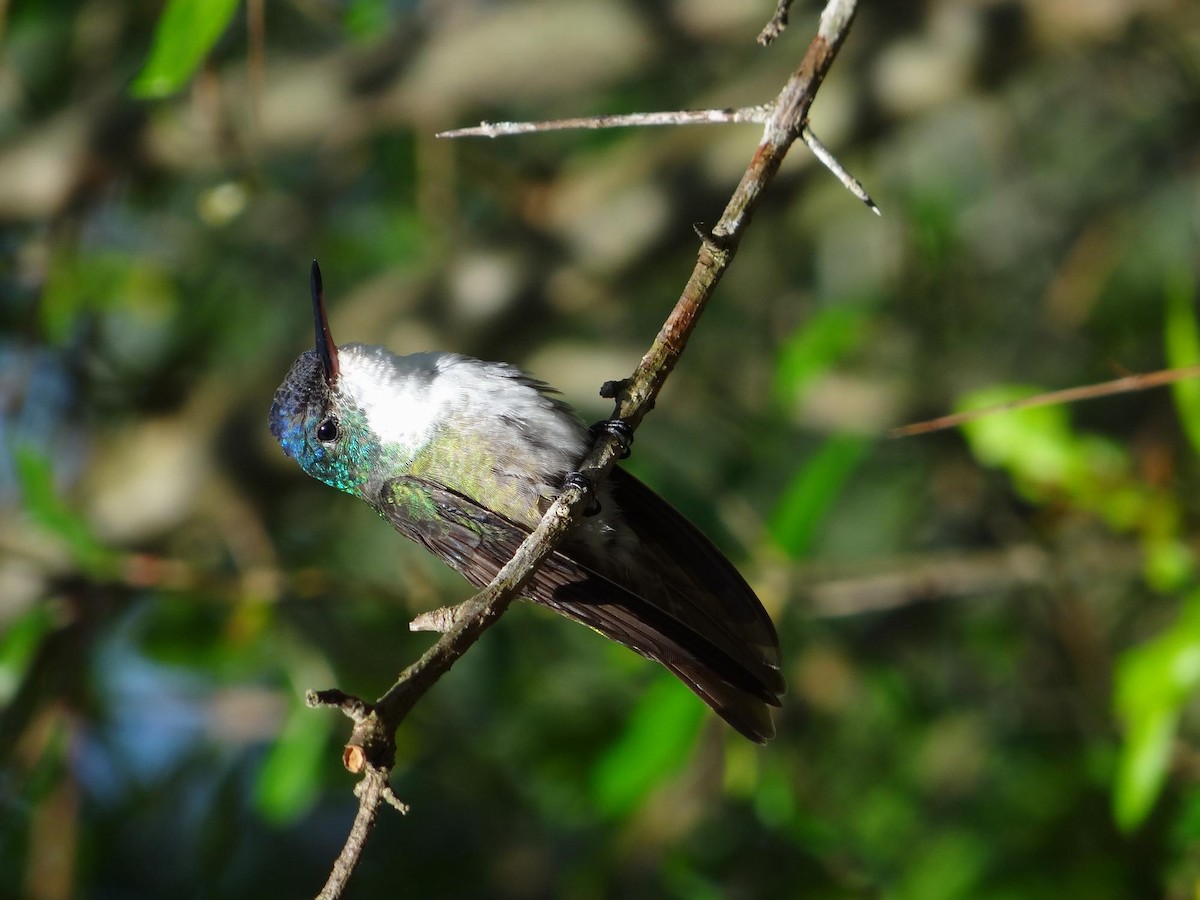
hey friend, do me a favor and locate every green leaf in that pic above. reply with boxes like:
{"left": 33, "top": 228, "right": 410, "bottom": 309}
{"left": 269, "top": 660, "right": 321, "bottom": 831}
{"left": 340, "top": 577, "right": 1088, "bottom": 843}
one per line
{"left": 1114, "top": 706, "right": 1176, "bottom": 832}
{"left": 768, "top": 434, "right": 870, "bottom": 558}
{"left": 1164, "top": 268, "right": 1200, "bottom": 455}
{"left": 1112, "top": 593, "right": 1200, "bottom": 830}
{"left": 589, "top": 674, "right": 704, "bottom": 818}
{"left": 15, "top": 446, "right": 116, "bottom": 579}
{"left": 0, "top": 604, "right": 57, "bottom": 704}
{"left": 253, "top": 696, "right": 330, "bottom": 824}
{"left": 345, "top": 0, "right": 390, "bottom": 38}
{"left": 772, "top": 307, "right": 866, "bottom": 407}
{"left": 41, "top": 251, "right": 180, "bottom": 352}
{"left": 131, "top": 0, "right": 241, "bottom": 99}
{"left": 894, "top": 830, "right": 986, "bottom": 900}
{"left": 958, "top": 386, "right": 1077, "bottom": 490}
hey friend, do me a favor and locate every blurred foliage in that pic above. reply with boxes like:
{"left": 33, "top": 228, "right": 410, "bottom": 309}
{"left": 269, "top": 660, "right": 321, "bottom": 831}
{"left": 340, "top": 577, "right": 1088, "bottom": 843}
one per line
{"left": 131, "top": 0, "right": 242, "bottom": 99}
{"left": 2, "top": 0, "right": 1200, "bottom": 898}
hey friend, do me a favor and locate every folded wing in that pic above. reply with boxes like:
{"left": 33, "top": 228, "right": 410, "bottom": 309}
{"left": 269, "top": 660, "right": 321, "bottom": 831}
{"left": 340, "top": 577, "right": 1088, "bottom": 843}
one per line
{"left": 377, "top": 473, "right": 783, "bottom": 742}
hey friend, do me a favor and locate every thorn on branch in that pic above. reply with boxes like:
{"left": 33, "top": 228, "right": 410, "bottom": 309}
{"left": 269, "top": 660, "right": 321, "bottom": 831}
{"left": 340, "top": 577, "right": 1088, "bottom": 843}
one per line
{"left": 692, "top": 222, "right": 733, "bottom": 251}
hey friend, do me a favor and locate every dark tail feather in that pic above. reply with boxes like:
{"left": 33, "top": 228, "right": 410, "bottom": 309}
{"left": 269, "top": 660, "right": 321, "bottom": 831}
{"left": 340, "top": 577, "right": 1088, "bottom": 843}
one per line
{"left": 543, "top": 582, "right": 782, "bottom": 743}
{"left": 671, "top": 660, "right": 776, "bottom": 743}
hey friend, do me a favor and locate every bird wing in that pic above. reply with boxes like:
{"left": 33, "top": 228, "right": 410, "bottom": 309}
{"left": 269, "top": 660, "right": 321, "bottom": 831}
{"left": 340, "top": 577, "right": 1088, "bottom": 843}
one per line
{"left": 376, "top": 474, "right": 780, "bottom": 742}
{"left": 603, "top": 468, "right": 785, "bottom": 696}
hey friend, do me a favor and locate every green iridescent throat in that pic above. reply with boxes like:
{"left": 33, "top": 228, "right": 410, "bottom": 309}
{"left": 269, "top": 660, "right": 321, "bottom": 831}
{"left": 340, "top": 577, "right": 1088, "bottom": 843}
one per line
{"left": 305, "top": 402, "right": 383, "bottom": 498}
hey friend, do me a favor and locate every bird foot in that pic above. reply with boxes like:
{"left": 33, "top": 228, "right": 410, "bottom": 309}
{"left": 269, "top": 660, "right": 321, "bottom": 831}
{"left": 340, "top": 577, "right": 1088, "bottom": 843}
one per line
{"left": 590, "top": 418, "right": 633, "bottom": 459}
{"left": 564, "top": 471, "right": 602, "bottom": 516}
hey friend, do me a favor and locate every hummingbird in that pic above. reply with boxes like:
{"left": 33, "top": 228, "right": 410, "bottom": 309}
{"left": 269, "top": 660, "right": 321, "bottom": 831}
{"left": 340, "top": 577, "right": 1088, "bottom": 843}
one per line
{"left": 269, "top": 262, "right": 784, "bottom": 742}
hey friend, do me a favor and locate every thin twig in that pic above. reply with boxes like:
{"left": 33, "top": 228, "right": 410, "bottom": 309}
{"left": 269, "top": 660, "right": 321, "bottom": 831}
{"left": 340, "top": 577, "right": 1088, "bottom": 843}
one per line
{"left": 315, "top": 769, "right": 386, "bottom": 900}
{"left": 890, "top": 364, "right": 1200, "bottom": 439}
{"left": 758, "top": 0, "right": 795, "bottom": 46}
{"left": 438, "top": 109, "right": 878, "bottom": 215}
{"left": 802, "top": 126, "right": 879, "bottom": 214}
{"left": 436, "top": 106, "right": 771, "bottom": 139}
{"left": 802, "top": 538, "right": 1141, "bottom": 617}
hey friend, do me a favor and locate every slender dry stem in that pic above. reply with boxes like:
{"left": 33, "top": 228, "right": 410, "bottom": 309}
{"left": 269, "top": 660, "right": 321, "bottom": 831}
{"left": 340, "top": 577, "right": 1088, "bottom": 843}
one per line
{"left": 890, "top": 363, "right": 1200, "bottom": 438}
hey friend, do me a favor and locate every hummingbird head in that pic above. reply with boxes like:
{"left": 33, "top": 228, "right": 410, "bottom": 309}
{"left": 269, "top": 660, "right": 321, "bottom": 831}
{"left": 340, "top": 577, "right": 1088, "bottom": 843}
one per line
{"left": 269, "top": 261, "right": 384, "bottom": 498}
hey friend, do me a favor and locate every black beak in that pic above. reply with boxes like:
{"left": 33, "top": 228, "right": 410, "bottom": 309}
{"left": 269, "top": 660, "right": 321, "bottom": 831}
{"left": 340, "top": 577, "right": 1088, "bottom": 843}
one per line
{"left": 311, "top": 259, "right": 339, "bottom": 386}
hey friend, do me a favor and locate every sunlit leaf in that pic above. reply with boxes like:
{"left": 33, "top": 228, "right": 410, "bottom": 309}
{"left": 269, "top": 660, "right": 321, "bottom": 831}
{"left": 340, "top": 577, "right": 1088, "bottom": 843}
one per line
{"left": 1164, "top": 268, "right": 1200, "bottom": 455}
{"left": 958, "top": 386, "right": 1078, "bottom": 492}
{"left": 131, "top": 0, "right": 241, "bottom": 99}
{"left": 1114, "top": 707, "right": 1175, "bottom": 832}
{"left": 589, "top": 674, "right": 704, "bottom": 818}
{"left": 1143, "top": 538, "right": 1195, "bottom": 594}
{"left": 1113, "top": 593, "right": 1200, "bottom": 830}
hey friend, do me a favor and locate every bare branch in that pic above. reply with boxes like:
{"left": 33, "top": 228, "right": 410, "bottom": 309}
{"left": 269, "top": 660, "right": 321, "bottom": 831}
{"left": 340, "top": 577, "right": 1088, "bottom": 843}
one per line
{"left": 436, "top": 106, "right": 770, "bottom": 139}
{"left": 437, "top": 0, "right": 873, "bottom": 212}
{"left": 436, "top": 104, "right": 879, "bottom": 216}
{"left": 315, "top": 769, "right": 388, "bottom": 900}
{"left": 890, "top": 363, "right": 1200, "bottom": 439}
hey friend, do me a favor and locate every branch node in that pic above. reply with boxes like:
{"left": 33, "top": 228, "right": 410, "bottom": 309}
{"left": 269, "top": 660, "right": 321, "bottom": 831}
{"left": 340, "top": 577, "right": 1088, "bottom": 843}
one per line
{"left": 599, "top": 378, "right": 631, "bottom": 400}
{"left": 410, "top": 604, "right": 465, "bottom": 633}
{"left": 344, "top": 745, "right": 367, "bottom": 774}
{"left": 308, "top": 689, "right": 372, "bottom": 723}
{"left": 345, "top": 714, "right": 397, "bottom": 774}
{"left": 692, "top": 222, "right": 732, "bottom": 252}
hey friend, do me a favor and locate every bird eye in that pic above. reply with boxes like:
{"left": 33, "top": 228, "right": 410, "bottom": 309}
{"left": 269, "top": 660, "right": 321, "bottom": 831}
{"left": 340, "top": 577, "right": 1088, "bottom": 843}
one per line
{"left": 316, "top": 417, "right": 339, "bottom": 443}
